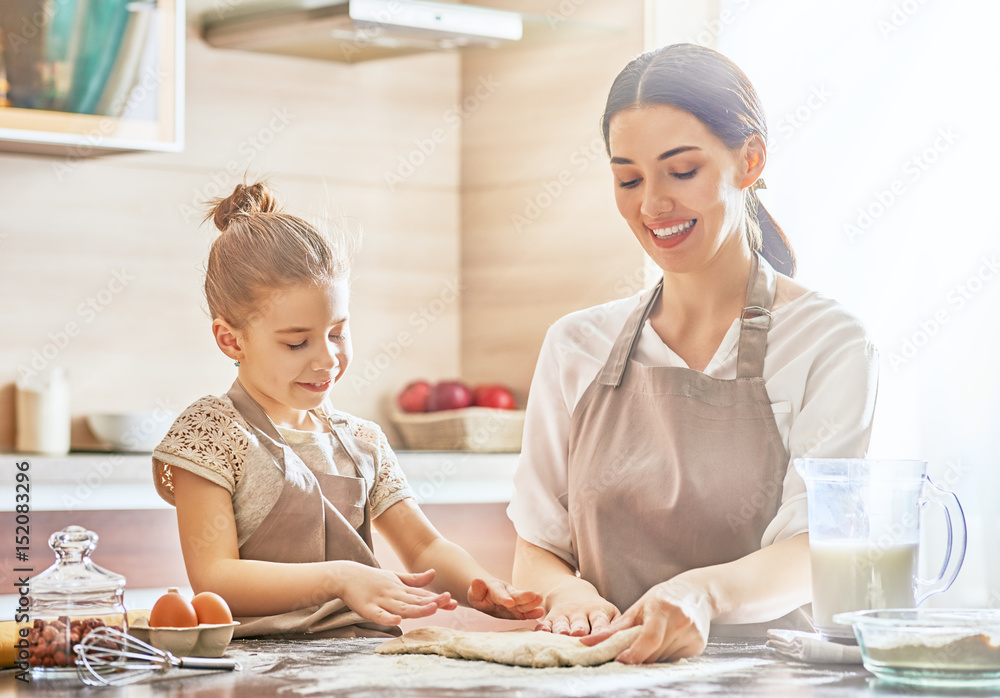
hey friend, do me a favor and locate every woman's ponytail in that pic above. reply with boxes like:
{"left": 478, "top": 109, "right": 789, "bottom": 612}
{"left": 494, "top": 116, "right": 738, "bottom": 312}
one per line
{"left": 747, "top": 184, "right": 796, "bottom": 277}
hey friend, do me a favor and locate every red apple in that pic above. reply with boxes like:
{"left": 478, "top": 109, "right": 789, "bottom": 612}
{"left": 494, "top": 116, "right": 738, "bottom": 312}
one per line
{"left": 472, "top": 385, "right": 517, "bottom": 410}
{"left": 427, "top": 380, "right": 473, "bottom": 412}
{"left": 396, "top": 380, "right": 432, "bottom": 413}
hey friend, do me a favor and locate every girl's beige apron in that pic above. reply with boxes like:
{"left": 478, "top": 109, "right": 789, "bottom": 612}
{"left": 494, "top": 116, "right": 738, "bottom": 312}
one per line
{"left": 227, "top": 380, "right": 399, "bottom": 639}
{"left": 567, "top": 254, "right": 811, "bottom": 635}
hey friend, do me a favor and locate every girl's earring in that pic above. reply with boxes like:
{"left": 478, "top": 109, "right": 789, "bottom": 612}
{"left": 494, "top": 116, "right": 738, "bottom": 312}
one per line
{"left": 234, "top": 360, "right": 241, "bottom": 367}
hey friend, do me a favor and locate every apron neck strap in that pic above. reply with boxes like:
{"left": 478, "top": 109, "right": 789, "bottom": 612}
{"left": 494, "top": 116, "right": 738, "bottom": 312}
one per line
{"left": 228, "top": 379, "right": 288, "bottom": 445}
{"left": 597, "top": 280, "right": 663, "bottom": 387}
{"left": 736, "top": 253, "right": 777, "bottom": 379}
{"left": 597, "top": 253, "right": 777, "bottom": 386}
{"left": 227, "top": 379, "right": 294, "bottom": 474}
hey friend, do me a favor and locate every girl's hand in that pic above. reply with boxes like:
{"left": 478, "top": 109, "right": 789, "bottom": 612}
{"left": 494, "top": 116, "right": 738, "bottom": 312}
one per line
{"left": 467, "top": 578, "right": 545, "bottom": 621}
{"left": 581, "top": 578, "right": 713, "bottom": 663}
{"left": 537, "top": 579, "right": 621, "bottom": 636}
{"left": 335, "top": 564, "right": 457, "bottom": 626}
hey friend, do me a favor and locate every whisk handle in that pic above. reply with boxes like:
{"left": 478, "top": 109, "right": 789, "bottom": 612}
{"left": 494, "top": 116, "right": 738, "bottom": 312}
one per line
{"left": 176, "top": 656, "right": 239, "bottom": 671}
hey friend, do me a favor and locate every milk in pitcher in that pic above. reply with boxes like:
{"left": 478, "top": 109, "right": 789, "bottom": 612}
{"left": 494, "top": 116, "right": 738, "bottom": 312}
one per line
{"left": 811, "top": 540, "right": 918, "bottom": 632}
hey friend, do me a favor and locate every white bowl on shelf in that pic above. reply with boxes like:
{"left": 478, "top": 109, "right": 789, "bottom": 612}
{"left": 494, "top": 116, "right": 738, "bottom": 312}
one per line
{"left": 86, "top": 411, "right": 174, "bottom": 452}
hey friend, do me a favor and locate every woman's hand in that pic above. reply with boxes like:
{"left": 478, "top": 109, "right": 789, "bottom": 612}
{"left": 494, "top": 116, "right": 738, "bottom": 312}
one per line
{"left": 467, "top": 578, "right": 544, "bottom": 620}
{"left": 582, "top": 578, "right": 713, "bottom": 663}
{"left": 334, "top": 563, "right": 457, "bottom": 626}
{"left": 538, "top": 578, "right": 621, "bottom": 636}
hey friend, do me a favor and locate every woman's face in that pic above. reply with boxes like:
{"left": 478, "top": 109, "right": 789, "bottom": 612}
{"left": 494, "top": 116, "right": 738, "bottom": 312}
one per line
{"left": 231, "top": 277, "right": 352, "bottom": 426}
{"left": 608, "top": 104, "right": 758, "bottom": 274}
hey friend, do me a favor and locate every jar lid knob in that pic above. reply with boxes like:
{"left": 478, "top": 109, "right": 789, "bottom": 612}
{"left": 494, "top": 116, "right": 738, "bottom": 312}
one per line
{"left": 49, "top": 525, "right": 98, "bottom": 562}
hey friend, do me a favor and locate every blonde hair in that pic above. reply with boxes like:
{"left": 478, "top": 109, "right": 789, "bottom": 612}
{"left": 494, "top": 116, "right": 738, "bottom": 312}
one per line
{"left": 204, "top": 181, "right": 358, "bottom": 328}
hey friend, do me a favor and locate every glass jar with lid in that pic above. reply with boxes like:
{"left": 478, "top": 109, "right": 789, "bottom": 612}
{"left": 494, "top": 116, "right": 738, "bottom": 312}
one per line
{"left": 28, "top": 525, "right": 127, "bottom": 674}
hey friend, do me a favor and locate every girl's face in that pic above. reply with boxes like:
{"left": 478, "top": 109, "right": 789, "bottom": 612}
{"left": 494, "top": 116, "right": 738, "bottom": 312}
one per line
{"left": 226, "top": 278, "right": 352, "bottom": 427}
{"left": 608, "top": 104, "right": 760, "bottom": 275}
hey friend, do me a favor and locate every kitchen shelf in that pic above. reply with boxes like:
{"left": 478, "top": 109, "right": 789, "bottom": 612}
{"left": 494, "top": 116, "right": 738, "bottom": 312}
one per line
{"left": 0, "top": 0, "right": 185, "bottom": 156}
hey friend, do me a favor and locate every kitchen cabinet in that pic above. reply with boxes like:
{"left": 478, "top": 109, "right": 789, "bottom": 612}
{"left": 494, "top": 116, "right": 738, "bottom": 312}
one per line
{"left": 0, "top": 0, "right": 184, "bottom": 156}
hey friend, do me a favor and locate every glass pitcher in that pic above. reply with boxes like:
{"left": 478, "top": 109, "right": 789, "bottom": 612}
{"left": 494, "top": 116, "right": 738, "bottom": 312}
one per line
{"left": 794, "top": 459, "right": 966, "bottom": 640}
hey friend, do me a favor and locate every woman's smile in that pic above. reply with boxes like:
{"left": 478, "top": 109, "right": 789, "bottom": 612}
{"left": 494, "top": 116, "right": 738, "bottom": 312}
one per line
{"left": 647, "top": 218, "right": 697, "bottom": 247}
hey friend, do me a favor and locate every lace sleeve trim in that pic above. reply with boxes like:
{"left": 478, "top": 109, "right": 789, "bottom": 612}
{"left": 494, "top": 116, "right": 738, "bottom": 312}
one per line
{"left": 153, "top": 396, "right": 251, "bottom": 500}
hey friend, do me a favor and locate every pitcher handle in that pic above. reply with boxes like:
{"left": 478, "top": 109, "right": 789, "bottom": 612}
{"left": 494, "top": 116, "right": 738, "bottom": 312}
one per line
{"left": 915, "top": 478, "right": 967, "bottom": 604}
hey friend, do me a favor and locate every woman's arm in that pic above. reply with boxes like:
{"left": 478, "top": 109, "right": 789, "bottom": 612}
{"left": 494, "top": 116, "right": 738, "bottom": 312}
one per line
{"left": 374, "top": 499, "right": 543, "bottom": 620}
{"left": 512, "top": 536, "right": 621, "bottom": 635}
{"left": 171, "top": 467, "right": 455, "bottom": 624}
{"left": 584, "top": 533, "right": 810, "bottom": 662}
{"left": 680, "top": 531, "right": 811, "bottom": 625}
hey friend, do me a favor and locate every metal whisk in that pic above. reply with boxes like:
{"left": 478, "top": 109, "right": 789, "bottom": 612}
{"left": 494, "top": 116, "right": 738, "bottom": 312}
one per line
{"left": 74, "top": 626, "right": 240, "bottom": 686}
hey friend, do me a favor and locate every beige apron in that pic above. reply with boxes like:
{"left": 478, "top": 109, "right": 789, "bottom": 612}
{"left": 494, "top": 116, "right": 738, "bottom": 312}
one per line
{"left": 227, "top": 380, "right": 400, "bottom": 639}
{"left": 567, "top": 254, "right": 811, "bottom": 635}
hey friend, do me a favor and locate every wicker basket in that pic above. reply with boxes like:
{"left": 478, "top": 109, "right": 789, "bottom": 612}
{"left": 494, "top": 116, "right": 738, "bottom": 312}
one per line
{"left": 390, "top": 407, "right": 525, "bottom": 452}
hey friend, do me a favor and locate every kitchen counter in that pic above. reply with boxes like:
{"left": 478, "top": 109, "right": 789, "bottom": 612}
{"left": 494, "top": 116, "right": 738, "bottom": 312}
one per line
{"left": 0, "top": 451, "right": 519, "bottom": 511}
{"left": 1, "top": 635, "right": 982, "bottom": 697}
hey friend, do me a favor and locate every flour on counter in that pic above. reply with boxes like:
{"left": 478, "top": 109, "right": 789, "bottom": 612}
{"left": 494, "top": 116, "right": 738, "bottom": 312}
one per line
{"left": 227, "top": 638, "right": 771, "bottom": 696}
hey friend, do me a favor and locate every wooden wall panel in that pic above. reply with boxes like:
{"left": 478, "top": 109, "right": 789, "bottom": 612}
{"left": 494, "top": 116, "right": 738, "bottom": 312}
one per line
{"left": 459, "top": 1, "right": 648, "bottom": 394}
{"left": 0, "top": 34, "right": 461, "bottom": 449}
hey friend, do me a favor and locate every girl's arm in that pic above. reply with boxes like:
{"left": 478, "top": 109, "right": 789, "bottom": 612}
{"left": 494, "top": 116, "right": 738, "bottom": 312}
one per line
{"left": 512, "top": 536, "right": 620, "bottom": 635}
{"left": 583, "top": 532, "right": 811, "bottom": 662}
{"left": 373, "top": 499, "right": 543, "bottom": 621}
{"left": 171, "top": 467, "right": 456, "bottom": 624}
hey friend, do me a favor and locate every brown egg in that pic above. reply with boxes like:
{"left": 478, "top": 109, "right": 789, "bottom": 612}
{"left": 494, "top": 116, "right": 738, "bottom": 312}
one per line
{"left": 149, "top": 588, "right": 199, "bottom": 628}
{"left": 191, "top": 592, "right": 233, "bottom": 625}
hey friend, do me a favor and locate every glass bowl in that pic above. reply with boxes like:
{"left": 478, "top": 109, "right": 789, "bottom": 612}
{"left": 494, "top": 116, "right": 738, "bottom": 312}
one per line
{"left": 834, "top": 609, "right": 1000, "bottom": 688}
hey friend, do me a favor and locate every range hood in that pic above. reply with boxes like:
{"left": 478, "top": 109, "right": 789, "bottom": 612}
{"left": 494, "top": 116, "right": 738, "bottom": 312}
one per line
{"left": 202, "top": 0, "right": 524, "bottom": 63}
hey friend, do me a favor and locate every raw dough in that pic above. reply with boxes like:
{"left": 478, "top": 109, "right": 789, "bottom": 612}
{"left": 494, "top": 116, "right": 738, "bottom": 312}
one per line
{"left": 375, "top": 625, "right": 644, "bottom": 668}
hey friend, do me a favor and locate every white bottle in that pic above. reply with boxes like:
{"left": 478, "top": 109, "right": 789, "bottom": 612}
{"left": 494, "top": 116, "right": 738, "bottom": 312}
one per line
{"left": 15, "top": 368, "right": 71, "bottom": 455}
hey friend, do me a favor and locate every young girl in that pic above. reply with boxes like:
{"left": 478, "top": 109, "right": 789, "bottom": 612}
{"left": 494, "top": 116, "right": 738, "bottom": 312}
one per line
{"left": 152, "top": 181, "right": 542, "bottom": 638}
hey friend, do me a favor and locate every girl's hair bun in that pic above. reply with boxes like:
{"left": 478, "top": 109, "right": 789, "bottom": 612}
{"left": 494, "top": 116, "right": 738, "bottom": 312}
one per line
{"left": 206, "top": 181, "right": 280, "bottom": 231}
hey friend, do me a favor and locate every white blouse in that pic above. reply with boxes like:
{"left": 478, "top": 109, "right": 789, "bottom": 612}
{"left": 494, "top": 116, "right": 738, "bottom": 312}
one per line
{"left": 507, "top": 286, "right": 879, "bottom": 568}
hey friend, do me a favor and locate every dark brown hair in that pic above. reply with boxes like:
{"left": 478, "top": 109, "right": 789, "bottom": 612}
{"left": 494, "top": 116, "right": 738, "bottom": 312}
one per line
{"left": 203, "top": 181, "right": 357, "bottom": 328}
{"left": 601, "top": 43, "right": 796, "bottom": 276}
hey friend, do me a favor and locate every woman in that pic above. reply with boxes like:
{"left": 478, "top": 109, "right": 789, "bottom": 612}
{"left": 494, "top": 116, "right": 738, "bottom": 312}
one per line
{"left": 507, "top": 44, "right": 878, "bottom": 663}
